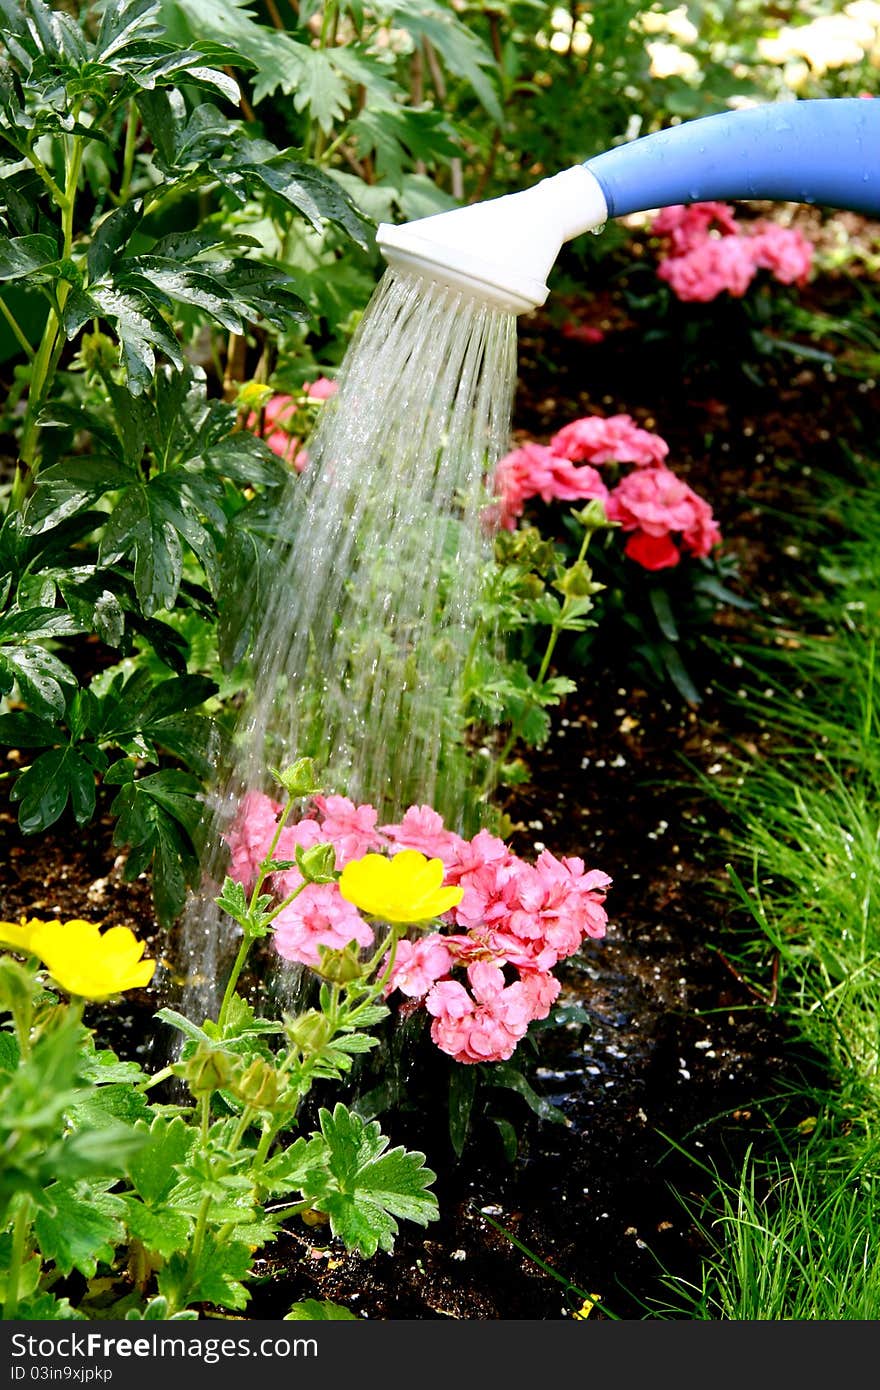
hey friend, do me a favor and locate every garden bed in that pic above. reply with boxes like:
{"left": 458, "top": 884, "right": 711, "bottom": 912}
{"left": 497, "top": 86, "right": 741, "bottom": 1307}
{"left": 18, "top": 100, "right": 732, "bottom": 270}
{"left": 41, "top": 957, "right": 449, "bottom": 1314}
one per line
{"left": 3, "top": 252, "right": 874, "bottom": 1319}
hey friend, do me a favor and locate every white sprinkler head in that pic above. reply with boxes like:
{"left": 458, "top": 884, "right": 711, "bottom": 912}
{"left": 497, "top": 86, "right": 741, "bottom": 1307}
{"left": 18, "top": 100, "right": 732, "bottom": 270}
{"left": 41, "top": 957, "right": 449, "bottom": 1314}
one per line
{"left": 376, "top": 166, "right": 609, "bottom": 315}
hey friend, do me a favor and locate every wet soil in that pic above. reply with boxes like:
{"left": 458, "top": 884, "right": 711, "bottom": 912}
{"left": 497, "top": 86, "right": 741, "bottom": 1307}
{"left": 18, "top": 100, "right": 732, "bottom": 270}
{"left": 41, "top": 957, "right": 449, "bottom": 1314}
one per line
{"left": 2, "top": 220, "right": 878, "bottom": 1319}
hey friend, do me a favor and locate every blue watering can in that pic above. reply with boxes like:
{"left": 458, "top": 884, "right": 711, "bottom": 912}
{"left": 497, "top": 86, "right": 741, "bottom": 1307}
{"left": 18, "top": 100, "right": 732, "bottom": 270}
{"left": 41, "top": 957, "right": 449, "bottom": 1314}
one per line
{"left": 377, "top": 98, "right": 880, "bottom": 314}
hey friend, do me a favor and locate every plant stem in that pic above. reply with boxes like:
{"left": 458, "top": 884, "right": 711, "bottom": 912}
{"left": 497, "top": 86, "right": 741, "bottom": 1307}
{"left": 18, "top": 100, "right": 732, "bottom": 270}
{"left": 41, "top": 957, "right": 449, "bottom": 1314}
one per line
{"left": 119, "top": 99, "right": 138, "bottom": 204}
{"left": 0, "top": 296, "right": 34, "bottom": 360}
{"left": 2, "top": 1197, "right": 33, "bottom": 1321}
{"left": 15, "top": 129, "right": 84, "bottom": 507}
{"left": 216, "top": 930, "right": 254, "bottom": 1033}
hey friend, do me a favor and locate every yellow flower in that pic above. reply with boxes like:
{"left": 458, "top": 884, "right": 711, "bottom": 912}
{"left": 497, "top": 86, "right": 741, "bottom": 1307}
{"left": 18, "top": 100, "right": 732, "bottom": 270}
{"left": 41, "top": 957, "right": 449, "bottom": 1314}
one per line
{"left": 338, "top": 850, "right": 463, "bottom": 924}
{"left": 0, "top": 917, "right": 60, "bottom": 955}
{"left": 27, "top": 919, "right": 155, "bottom": 1000}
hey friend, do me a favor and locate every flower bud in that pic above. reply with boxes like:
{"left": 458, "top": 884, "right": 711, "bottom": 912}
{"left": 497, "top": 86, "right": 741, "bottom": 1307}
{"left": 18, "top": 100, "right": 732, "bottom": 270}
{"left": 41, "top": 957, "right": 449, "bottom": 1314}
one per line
{"left": 174, "top": 1043, "right": 233, "bottom": 1097}
{"left": 236, "top": 380, "right": 274, "bottom": 414}
{"left": 312, "top": 943, "right": 365, "bottom": 984}
{"left": 294, "top": 840, "right": 337, "bottom": 883}
{"left": 572, "top": 499, "right": 612, "bottom": 532}
{"left": 231, "top": 1057, "right": 280, "bottom": 1110}
{"left": 271, "top": 758, "right": 322, "bottom": 798}
{"left": 80, "top": 330, "right": 117, "bottom": 374}
{"left": 285, "top": 1009, "right": 332, "bottom": 1053}
{"left": 554, "top": 560, "right": 603, "bottom": 599}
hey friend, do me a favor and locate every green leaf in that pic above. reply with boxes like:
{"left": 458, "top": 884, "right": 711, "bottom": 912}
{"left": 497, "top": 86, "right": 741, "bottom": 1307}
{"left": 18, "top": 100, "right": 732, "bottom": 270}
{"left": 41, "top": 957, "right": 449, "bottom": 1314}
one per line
{"left": 485, "top": 1062, "right": 569, "bottom": 1127}
{"left": 68, "top": 1082, "right": 150, "bottom": 1132}
{"left": 15, "top": 1292, "right": 86, "bottom": 1320}
{"left": 119, "top": 1196, "right": 192, "bottom": 1259}
{"left": 306, "top": 1103, "right": 438, "bottom": 1257}
{"left": 648, "top": 583, "right": 679, "bottom": 643}
{"left": 229, "top": 153, "right": 370, "bottom": 247}
{"left": 656, "top": 639, "right": 702, "bottom": 706}
{"left": 34, "top": 1184, "right": 125, "bottom": 1278}
{"left": 0, "top": 710, "right": 57, "bottom": 748}
{"left": 284, "top": 1299, "right": 359, "bottom": 1321}
{"left": 387, "top": 0, "right": 503, "bottom": 124}
{"left": 10, "top": 746, "right": 96, "bottom": 832}
{"left": 87, "top": 200, "right": 144, "bottom": 283}
{"left": 448, "top": 1063, "right": 476, "bottom": 1158}
{"left": 158, "top": 1233, "right": 252, "bottom": 1312}
{"left": 110, "top": 770, "right": 202, "bottom": 923}
{"left": 127, "top": 1116, "right": 196, "bottom": 1205}
{"left": 0, "top": 232, "right": 58, "bottom": 281}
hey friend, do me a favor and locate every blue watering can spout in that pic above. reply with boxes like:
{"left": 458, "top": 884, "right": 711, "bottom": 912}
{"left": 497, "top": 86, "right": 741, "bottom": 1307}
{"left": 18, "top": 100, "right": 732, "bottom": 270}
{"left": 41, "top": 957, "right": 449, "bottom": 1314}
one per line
{"left": 377, "top": 98, "right": 880, "bottom": 314}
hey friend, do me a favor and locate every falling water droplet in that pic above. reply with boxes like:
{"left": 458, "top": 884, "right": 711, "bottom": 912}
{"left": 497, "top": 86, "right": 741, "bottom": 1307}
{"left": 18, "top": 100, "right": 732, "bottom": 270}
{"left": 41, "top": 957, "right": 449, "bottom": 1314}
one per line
{"left": 175, "top": 270, "right": 518, "bottom": 1022}
{"left": 590, "top": 222, "right": 606, "bottom": 236}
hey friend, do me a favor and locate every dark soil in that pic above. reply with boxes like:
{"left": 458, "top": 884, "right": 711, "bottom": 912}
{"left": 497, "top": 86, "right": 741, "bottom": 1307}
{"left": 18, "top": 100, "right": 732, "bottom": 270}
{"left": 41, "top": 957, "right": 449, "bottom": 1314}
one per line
{"left": 3, "top": 217, "right": 878, "bottom": 1319}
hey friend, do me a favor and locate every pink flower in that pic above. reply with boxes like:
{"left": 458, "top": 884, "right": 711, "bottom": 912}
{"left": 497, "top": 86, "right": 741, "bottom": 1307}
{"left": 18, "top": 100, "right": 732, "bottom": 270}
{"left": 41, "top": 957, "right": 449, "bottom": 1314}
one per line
{"left": 658, "top": 235, "right": 757, "bottom": 302}
{"left": 561, "top": 320, "right": 605, "bottom": 344}
{"left": 519, "top": 969, "right": 562, "bottom": 1021}
{"left": 425, "top": 962, "right": 533, "bottom": 1064}
{"left": 652, "top": 202, "right": 739, "bottom": 256}
{"left": 312, "top": 794, "right": 383, "bottom": 867}
{"left": 492, "top": 443, "right": 559, "bottom": 528}
{"left": 379, "top": 804, "right": 464, "bottom": 867}
{"left": 273, "top": 882, "right": 373, "bottom": 968}
{"left": 605, "top": 465, "right": 720, "bottom": 564}
{"left": 247, "top": 394, "right": 309, "bottom": 470}
{"left": 544, "top": 456, "right": 609, "bottom": 505}
{"left": 495, "top": 851, "right": 611, "bottom": 969}
{"left": 223, "top": 789, "right": 283, "bottom": 889}
{"left": 747, "top": 222, "right": 813, "bottom": 286}
{"left": 303, "top": 376, "right": 338, "bottom": 401}
{"left": 385, "top": 936, "right": 453, "bottom": 998}
{"left": 550, "top": 414, "right": 669, "bottom": 468}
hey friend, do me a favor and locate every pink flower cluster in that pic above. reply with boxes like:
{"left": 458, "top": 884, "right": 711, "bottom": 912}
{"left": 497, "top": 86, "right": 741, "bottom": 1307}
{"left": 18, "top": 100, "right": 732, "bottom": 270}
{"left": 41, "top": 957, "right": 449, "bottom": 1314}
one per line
{"left": 246, "top": 378, "right": 338, "bottom": 472}
{"left": 653, "top": 202, "right": 813, "bottom": 303}
{"left": 492, "top": 410, "right": 719, "bottom": 571}
{"left": 223, "top": 793, "right": 611, "bottom": 1065}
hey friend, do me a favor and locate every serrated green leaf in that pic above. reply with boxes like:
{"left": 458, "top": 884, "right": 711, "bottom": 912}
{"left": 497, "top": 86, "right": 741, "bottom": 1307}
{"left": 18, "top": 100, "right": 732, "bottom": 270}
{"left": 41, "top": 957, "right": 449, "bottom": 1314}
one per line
{"left": 158, "top": 1233, "right": 252, "bottom": 1312}
{"left": 285, "top": 1299, "right": 359, "bottom": 1321}
{"left": 304, "top": 1103, "right": 438, "bottom": 1256}
{"left": 127, "top": 1115, "right": 196, "bottom": 1205}
{"left": 68, "top": 1083, "right": 150, "bottom": 1132}
{"left": 120, "top": 1196, "right": 192, "bottom": 1258}
{"left": 34, "top": 1184, "right": 125, "bottom": 1278}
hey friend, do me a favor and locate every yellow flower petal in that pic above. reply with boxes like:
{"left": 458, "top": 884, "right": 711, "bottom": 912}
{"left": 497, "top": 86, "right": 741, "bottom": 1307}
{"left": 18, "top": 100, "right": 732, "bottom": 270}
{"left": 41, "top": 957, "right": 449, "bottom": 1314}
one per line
{"left": 338, "top": 850, "right": 463, "bottom": 923}
{"left": 0, "top": 917, "right": 61, "bottom": 954}
{"left": 28, "top": 919, "right": 156, "bottom": 1001}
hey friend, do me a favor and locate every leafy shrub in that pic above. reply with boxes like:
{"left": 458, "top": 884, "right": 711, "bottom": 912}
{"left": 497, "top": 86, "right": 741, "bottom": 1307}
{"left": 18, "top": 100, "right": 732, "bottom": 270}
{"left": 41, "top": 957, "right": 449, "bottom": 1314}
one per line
{"left": 0, "top": 0, "right": 368, "bottom": 922}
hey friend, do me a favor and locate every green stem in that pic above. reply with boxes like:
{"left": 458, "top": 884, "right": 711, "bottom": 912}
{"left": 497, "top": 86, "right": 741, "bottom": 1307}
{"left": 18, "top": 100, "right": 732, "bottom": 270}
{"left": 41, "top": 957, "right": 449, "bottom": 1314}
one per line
{"left": 23, "top": 146, "right": 65, "bottom": 206}
{"left": 216, "top": 929, "right": 255, "bottom": 1033}
{"left": 15, "top": 130, "right": 84, "bottom": 507}
{"left": 304, "top": 0, "right": 339, "bottom": 162}
{"left": 119, "top": 99, "right": 138, "bottom": 204}
{"left": 0, "top": 296, "right": 34, "bottom": 360}
{"left": 2, "top": 1197, "right": 33, "bottom": 1321}
{"left": 137, "top": 1063, "right": 174, "bottom": 1093}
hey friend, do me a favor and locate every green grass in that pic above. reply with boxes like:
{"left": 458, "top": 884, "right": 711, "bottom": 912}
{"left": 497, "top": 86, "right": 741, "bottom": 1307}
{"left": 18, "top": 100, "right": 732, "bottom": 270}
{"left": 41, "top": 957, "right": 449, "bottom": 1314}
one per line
{"left": 650, "top": 1137, "right": 880, "bottom": 1319}
{"left": 645, "top": 453, "right": 880, "bottom": 1318}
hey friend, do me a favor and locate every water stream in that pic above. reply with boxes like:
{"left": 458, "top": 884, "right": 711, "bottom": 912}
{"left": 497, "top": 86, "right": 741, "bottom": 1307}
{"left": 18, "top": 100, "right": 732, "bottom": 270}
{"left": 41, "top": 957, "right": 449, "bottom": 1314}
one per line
{"left": 177, "top": 269, "right": 517, "bottom": 1021}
